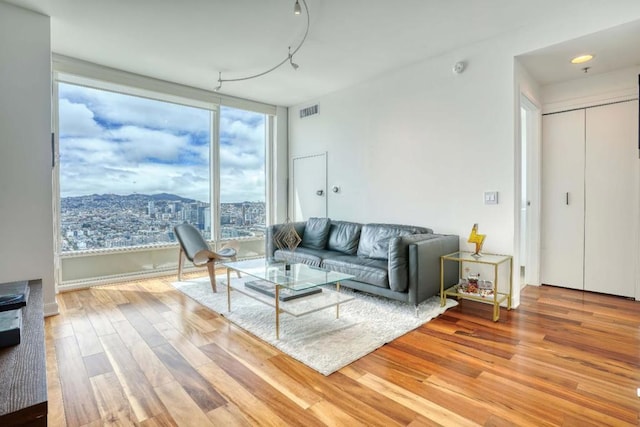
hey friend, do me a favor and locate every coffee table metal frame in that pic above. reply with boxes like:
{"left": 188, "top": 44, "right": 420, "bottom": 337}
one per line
{"left": 223, "top": 259, "right": 355, "bottom": 339}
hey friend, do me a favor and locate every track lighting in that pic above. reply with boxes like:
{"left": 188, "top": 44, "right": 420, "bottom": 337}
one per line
{"left": 214, "top": 0, "right": 309, "bottom": 90}
{"left": 288, "top": 47, "right": 299, "bottom": 70}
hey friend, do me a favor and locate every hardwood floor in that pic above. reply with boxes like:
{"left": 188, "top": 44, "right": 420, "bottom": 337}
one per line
{"left": 46, "top": 273, "right": 640, "bottom": 426}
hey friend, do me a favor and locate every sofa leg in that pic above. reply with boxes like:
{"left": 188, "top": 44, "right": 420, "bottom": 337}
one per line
{"left": 414, "top": 305, "right": 419, "bottom": 317}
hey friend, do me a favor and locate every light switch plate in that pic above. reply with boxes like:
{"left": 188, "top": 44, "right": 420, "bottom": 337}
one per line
{"left": 484, "top": 191, "right": 498, "bottom": 205}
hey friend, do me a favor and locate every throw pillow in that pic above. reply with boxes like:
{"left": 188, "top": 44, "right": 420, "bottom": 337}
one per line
{"left": 368, "top": 237, "right": 393, "bottom": 260}
{"left": 301, "top": 217, "right": 331, "bottom": 250}
{"left": 327, "top": 221, "right": 362, "bottom": 254}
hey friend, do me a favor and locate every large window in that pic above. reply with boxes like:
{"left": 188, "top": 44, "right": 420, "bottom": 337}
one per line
{"left": 58, "top": 82, "right": 266, "bottom": 253}
{"left": 219, "top": 106, "right": 266, "bottom": 239}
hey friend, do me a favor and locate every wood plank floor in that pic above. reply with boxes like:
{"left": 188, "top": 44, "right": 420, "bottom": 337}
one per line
{"left": 45, "top": 273, "right": 640, "bottom": 426}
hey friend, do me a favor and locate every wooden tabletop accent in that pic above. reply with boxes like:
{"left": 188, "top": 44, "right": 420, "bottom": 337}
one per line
{"left": 0, "top": 282, "right": 47, "bottom": 426}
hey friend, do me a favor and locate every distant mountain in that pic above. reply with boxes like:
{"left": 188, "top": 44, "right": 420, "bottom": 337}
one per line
{"left": 149, "top": 193, "right": 197, "bottom": 203}
{"left": 63, "top": 193, "right": 198, "bottom": 203}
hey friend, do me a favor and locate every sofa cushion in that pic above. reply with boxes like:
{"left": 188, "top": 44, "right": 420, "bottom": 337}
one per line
{"left": 327, "top": 221, "right": 362, "bottom": 255}
{"left": 357, "top": 223, "right": 433, "bottom": 259}
{"left": 321, "top": 255, "right": 389, "bottom": 289}
{"left": 273, "top": 247, "right": 326, "bottom": 267}
{"left": 301, "top": 217, "right": 331, "bottom": 250}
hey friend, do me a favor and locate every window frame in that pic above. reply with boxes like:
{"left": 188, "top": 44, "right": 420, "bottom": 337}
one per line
{"left": 52, "top": 55, "right": 276, "bottom": 287}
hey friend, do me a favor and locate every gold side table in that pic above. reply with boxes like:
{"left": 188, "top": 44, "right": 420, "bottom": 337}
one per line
{"left": 440, "top": 251, "right": 513, "bottom": 321}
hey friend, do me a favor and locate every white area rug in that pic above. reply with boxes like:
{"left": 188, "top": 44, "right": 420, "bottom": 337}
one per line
{"left": 172, "top": 276, "right": 457, "bottom": 375}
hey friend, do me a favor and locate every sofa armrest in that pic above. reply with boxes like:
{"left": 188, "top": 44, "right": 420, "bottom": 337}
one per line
{"left": 388, "top": 234, "right": 438, "bottom": 292}
{"left": 405, "top": 234, "right": 459, "bottom": 305}
{"left": 265, "top": 221, "right": 307, "bottom": 259}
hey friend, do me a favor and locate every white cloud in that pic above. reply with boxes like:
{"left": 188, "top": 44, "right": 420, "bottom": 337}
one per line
{"left": 110, "top": 126, "right": 195, "bottom": 164}
{"left": 58, "top": 84, "right": 265, "bottom": 203}
{"left": 59, "top": 98, "right": 104, "bottom": 137}
{"left": 60, "top": 83, "right": 211, "bottom": 133}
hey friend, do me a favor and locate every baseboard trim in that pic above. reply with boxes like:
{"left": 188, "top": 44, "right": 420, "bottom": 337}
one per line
{"left": 44, "top": 301, "right": 60, "bottom": 317}
{"left": 57, "top": 267, "right": 186, "bottom": 292}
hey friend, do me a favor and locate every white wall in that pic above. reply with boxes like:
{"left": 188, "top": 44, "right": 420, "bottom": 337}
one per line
{"left": 542, "top": 65, "right": 640, "bottom": 112}
{"left": 0, "top": 3, "right": 57, "bottom": 315}
{"left": 289, "top": 5, "right": 640, "bottom": 307}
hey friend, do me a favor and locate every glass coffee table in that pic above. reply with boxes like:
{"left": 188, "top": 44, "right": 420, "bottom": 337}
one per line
{"left": 223, "top": 259, "right": 355, "bottom": 339}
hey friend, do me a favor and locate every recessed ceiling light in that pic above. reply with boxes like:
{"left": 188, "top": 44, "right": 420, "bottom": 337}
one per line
{"left": 571, "top": 54, "right": 594, "bottom": 64}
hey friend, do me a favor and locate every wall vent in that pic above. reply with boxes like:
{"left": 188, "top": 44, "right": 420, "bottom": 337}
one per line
{"left": 299, "top": 104, "right": 319, "bottom": 118}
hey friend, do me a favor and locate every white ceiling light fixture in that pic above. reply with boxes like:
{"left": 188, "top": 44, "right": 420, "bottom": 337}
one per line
{"left": 214, "top": 0, "right": 310, "bottom": 92}
{"left": 570, "top": 54, "right": 594, "bottom": 64}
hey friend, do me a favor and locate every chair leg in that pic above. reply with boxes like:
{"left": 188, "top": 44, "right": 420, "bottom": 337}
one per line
{"left": 177, "top": 248, "right": 185, "bottom": 281}
{"left": 206, "top": 261, "right": 217, "bottom": 293}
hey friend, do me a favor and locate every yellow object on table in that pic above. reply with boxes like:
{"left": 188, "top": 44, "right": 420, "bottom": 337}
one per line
{"left": 467, "top": 223, "right": 486, "bottom": 255}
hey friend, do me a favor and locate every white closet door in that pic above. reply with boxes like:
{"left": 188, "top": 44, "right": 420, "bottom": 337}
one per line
{"left": 584, "top": 100, "right": 639, "bottom": 297}
{"left": 541, "top": 109, "right": 585, "bottom": 290}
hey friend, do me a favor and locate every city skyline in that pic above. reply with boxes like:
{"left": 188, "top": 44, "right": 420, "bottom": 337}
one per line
{"left": 60, "top": 193, "right": 265, "bottom": 252}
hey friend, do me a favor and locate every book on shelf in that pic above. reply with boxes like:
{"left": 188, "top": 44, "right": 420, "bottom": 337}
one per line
{"left": 245, "top": 280, "right": 322, "bottom": 302}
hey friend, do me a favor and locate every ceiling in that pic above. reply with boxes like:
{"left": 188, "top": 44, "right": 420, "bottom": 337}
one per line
{"left": 4, "top": 0, "right": 640, "bottom": 106}
{"left": 518, "top": 19, "right": 640, "bottom": 86}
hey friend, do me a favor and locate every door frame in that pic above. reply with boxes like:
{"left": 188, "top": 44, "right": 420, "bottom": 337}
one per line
{"left": 290, "top": 152, "right": 328, "bottom": 221}
{"left": 517, "top": 94, "right": 542, "bottom": 288}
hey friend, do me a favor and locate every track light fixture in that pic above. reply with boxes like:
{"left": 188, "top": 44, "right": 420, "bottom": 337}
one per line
{"left": 214, "top": 0, "right": 309, "bottom": 92}
{"left": 288, "top": 47, "right": 299, "bottom": 70}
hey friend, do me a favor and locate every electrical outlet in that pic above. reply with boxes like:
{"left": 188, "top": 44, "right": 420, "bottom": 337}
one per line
{"left": 484, "top": 191, "right": 498, "bottom": 205}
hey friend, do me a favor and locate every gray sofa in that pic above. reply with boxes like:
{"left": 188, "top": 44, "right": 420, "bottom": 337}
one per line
{"left": 266, "top": 217, "right": 459, "bottom": 307}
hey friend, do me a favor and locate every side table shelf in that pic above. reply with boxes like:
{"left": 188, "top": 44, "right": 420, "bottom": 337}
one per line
{"left": 440, "top": 251, "right": 513, "bottom": 321}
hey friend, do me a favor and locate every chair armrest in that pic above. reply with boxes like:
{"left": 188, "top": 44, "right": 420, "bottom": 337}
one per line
{"left": 192, "top": 249, "right": 217, "bottom": 266}
{"left": 192, "top": 247, "right": 236, "bottom": 266}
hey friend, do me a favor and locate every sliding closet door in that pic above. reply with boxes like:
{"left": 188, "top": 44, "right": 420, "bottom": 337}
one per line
{"left": 541, "top": 109, "right": 585, "bottom": 290}
{"left": 584, "top": 100, "right": 639, "bottom": 297}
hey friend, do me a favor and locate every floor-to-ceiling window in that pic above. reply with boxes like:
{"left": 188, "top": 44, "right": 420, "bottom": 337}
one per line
{"left": 219, "top": 106, "right": 266, "bottom": 239}
{"left": 58, "top": 83, "right": 213, "bottom": 251}
{"left": 54, "top": 69, "right": 273, "bottom": 287}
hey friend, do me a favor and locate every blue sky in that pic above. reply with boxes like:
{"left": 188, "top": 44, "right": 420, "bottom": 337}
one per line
{"left": 58, "top": 83, "right": 266, "bottom": 203}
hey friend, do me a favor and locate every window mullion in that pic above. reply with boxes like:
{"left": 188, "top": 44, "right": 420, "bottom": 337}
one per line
{"left": 211, "top": 107, "right": 221, "bottom": 247}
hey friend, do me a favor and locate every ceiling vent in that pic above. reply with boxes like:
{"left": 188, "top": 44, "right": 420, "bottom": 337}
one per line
{"left": 299, "top": 104, "right": 319, "bottom": 118}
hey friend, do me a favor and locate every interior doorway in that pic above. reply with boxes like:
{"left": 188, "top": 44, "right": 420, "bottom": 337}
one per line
{"left": 519, "top": 95, "right": 541, "bottom": 287}
{"left": 291, "top": 152, "right": 327, "bottom": 221}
